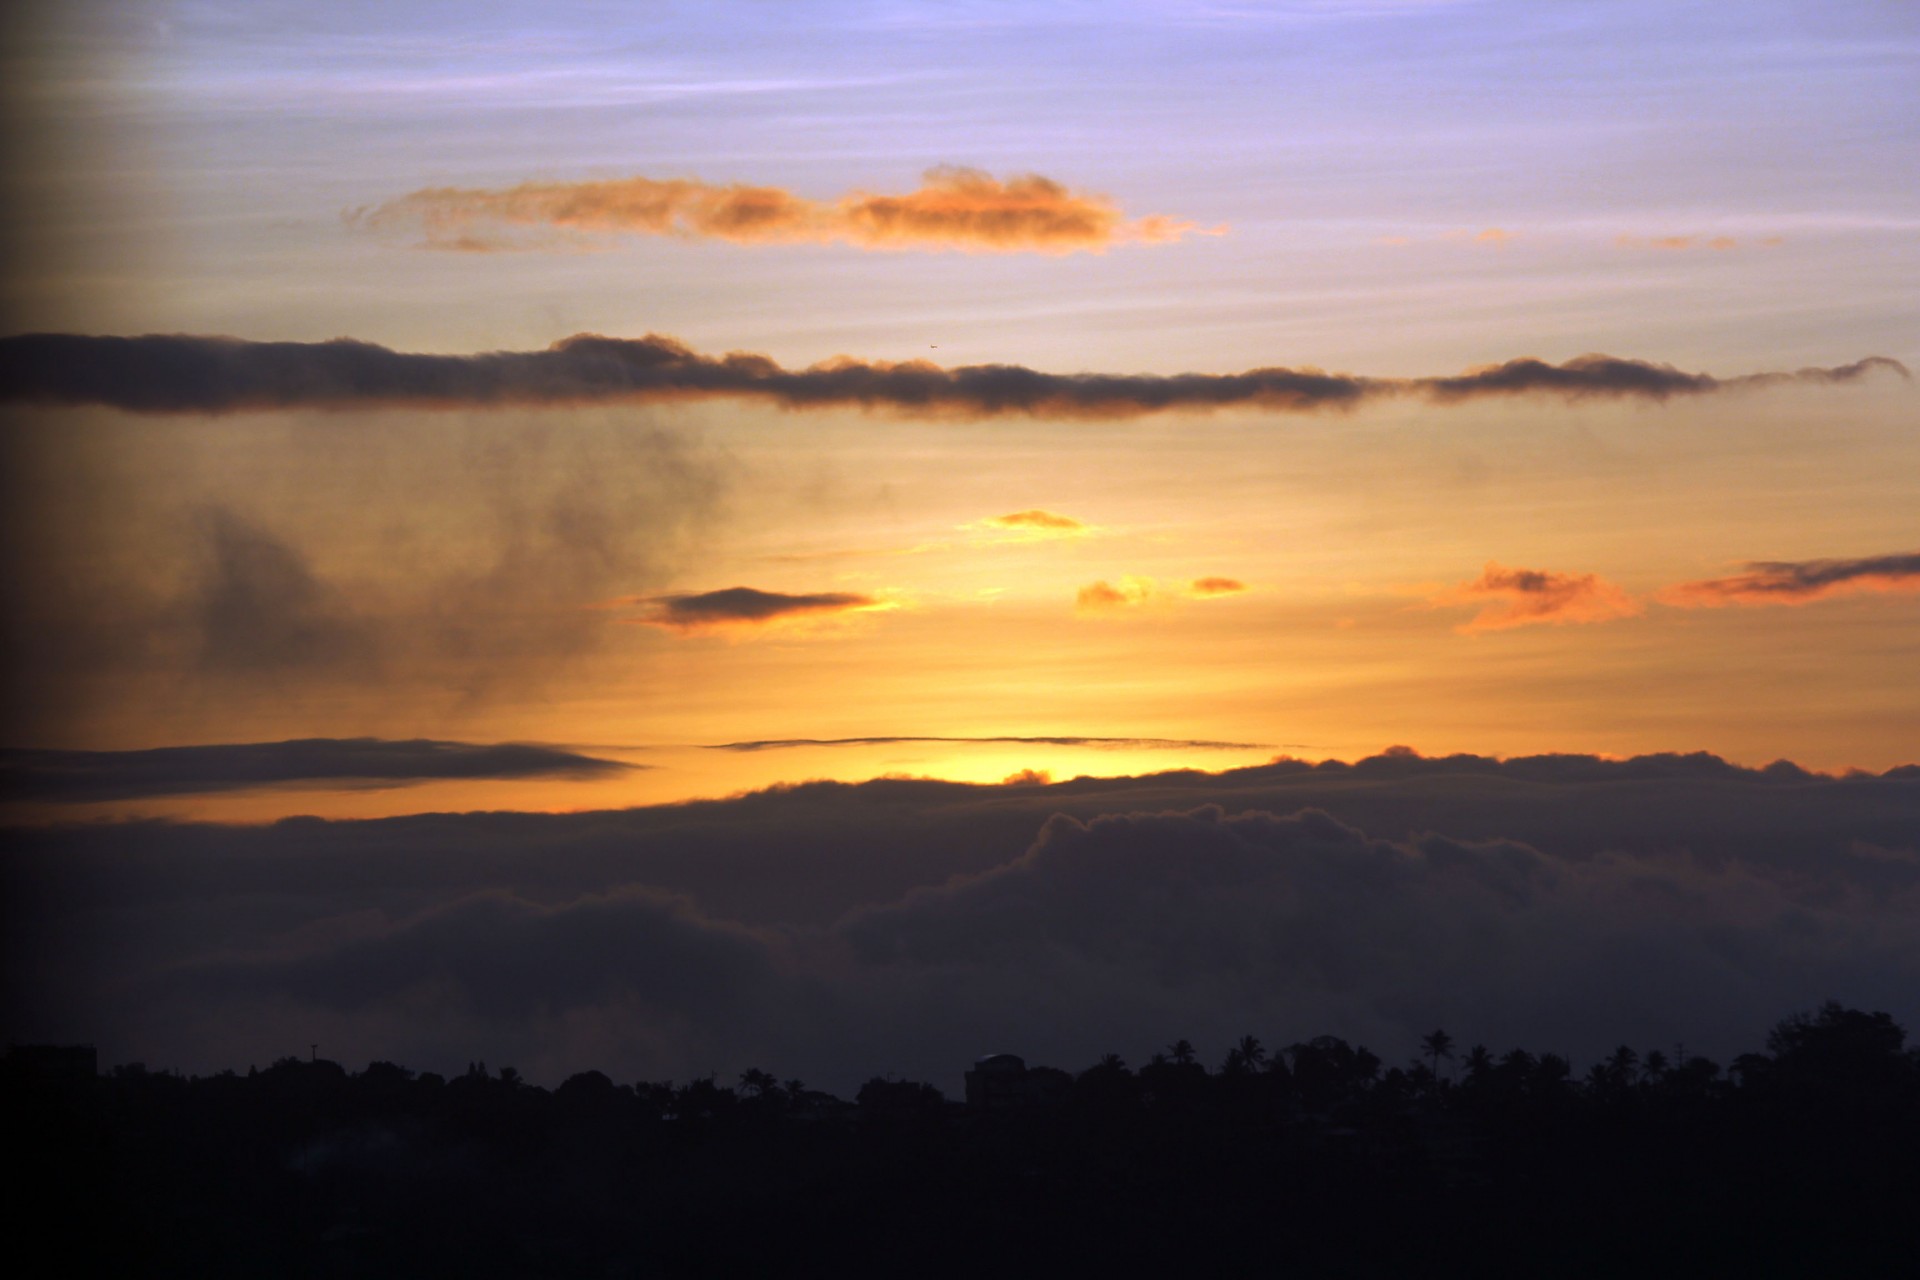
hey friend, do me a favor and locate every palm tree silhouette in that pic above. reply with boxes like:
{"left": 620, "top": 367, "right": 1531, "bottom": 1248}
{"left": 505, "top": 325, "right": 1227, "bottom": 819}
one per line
{"left": 1421, "top": 1029, "right": 1455, "bottom": 1085}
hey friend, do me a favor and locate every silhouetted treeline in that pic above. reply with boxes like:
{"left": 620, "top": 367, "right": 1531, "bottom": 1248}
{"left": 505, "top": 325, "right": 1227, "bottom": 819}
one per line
{"left": 8, "top": 1002, "right": 1918, "bottom": 1277}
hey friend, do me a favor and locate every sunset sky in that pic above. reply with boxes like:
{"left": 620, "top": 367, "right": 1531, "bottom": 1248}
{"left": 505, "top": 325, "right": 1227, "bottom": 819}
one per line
{"left": 2, "top": 2, "right": 1916, "bottom": 1088}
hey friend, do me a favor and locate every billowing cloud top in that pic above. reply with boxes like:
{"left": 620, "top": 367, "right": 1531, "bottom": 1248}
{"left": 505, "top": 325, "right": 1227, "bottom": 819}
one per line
{"left": 1, "top": 332, "right": 1904, "bottom": 418}
{"left": 1434, "top": 563, "right": 1642, "bottom": 632}
{"left": 638, "top": 586, "right": 879, "bottom": 631}
{"left": 1660, "top": 553, "right": 1920, "bottom": 608}
{"left": 0, "top": 738, "right": 632, "bottom": 803}
{"left": 350, "top": 167, "right": 1208, "bottom": 254}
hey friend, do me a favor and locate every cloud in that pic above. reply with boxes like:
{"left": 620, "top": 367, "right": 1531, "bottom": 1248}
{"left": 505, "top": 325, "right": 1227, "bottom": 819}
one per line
{"left": 1615, "top": 234, "right": 1780, "bottom": 251}
{"left": 0, "top": 738, "right": 635, "bottom": 803}
{"left": 0, "top": 416, "right": 725, "bottom": 741}
{"left": 1432, "top": 563, "right": 1643, "bottom": 632}
{"left": 1080, "top": 575, "right": 1248, "bottom": 611}
{"left": 981, "top": 509, "right": 1087, "bottom": 534}
{"left": 705, "top": 735, "right": 1271, "bottom": 752}
{"left": 349, "top": 166, "right": 1211, "bottom": 255}
{"left": 1659, "top": 552, "right": 1920, "bottom": 608}
{"left": 7, "top": 748, "right": 1917, "bottom": 1092}
{"left": 2, "top": 333, "right": 1904, "bottom": 419}
{"left": 1077, "top": 577, "right": 1157, "bottom": 611}
{"left": 188, "top": 508, "right": 375, "bottom": 675}
{"left": 635, "top": 586, "right": 881, "bottom": 631}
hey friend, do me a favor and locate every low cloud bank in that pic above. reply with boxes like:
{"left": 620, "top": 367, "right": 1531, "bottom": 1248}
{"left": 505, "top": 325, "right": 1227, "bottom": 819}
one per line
{"left": 5, "top": 749, "right": 1915, "bottom": 1093}
{"left": 3, "top": 332, "right": 1903, "bottom": 418}
{"left": 0, "top": 738, "right": 634, "bottom": 802}
{"left": 349, "top": 166, "right": 1208, "bottom": 254}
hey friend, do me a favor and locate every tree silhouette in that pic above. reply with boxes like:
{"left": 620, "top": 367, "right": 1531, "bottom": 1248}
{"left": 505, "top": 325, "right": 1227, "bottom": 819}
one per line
{"left": 1421, "top": 1029, "right": 1455, "bottom": 1085}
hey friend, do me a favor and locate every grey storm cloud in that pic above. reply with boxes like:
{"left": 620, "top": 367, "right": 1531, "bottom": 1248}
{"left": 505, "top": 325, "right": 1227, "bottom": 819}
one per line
{"left": 0, "top": 737, "right": 634, "bottom": 803}
{"left": 0, "top": 332, "right": 1905, "bottom": 418}
{"left": 5, "top": 749, "right": 1917, "bottom": 1094}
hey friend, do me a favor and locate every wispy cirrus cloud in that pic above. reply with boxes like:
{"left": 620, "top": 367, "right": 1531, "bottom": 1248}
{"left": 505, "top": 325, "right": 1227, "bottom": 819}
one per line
{"left": 1659, "top": 553, "right": 1920, "bottom": 608}
{"left": 3, "top": 332, "right": 1904, "bottom": 419}
{"left": 1432, "top": 563, "right": 1642, "bottom": 633}
{"left": 349, "top": 166, "right": 1214, "bottom": 255}
{"left": 633, "top": 586, "right": 886, "bottom": 632}
{"left": 1188, "top": 576, "right": 1247, "bottom": 596}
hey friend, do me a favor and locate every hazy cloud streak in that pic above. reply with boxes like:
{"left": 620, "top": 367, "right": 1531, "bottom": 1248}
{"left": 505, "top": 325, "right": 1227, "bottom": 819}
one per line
{"left": 350, "top": 167, "right": 1208, "bottom": 254}
{"left": 3, "top": 334, "right": 1904, "bottom": 419}
{"left": 706, "top": 735, "right": 1272, "bottom": 752}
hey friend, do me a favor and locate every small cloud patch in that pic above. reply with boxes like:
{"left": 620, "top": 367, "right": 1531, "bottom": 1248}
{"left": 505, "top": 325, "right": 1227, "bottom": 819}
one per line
{"left": 635, "top": 586, "right": 884, "bottom": 632}
{"left": 1433, "top": 563, "right": 1642, "bottom": 633}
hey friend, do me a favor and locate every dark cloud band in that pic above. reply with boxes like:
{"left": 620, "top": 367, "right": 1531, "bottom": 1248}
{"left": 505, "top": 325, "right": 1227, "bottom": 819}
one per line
{"left": 2, "top": 333, "right": 1903, "bottom": 418}
{"left": 642, "top": 587, "right": 877, "bottom": 628}
{"left": 1662, "top": 552, "right": 1920, "bottom": 607}
{"left": 0, "top": 737, "right": 634, "bottom": 803}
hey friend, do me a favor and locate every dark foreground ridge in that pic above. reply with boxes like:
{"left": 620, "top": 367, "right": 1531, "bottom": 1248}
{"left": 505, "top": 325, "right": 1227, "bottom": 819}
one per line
{"left": 9, "top": 1002, "right": 1918, "bottom": 1277}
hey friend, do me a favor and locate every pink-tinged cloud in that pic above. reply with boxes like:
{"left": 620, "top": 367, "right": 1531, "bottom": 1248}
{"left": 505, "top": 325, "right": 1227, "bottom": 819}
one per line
{"left": 350, "top": 167, "right": 1213, "bottom": 255}
{"left": 1188, "top": 577, "right": 1247, "bottom": 597}
{"left": 1435, "top": 563, "right": 1643, "bottom": 633}
{"left": 633, "top": 586, "right": 881, "bottom": 632}
{"left": 3, "top": 333, "right": 1904, "bottom": 418}
{"left": 1659, "top": 553, "right": 1920, "bottom": 608}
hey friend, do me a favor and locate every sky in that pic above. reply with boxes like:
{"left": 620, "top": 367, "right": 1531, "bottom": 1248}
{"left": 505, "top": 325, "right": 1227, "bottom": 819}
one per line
{"left": 2, "top": 1, "right": 1917, "bottom": 1090}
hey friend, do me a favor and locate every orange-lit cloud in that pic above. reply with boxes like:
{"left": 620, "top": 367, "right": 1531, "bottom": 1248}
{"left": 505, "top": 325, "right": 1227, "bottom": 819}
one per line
{"left": 7, "top": 333, "right": 1903, "bottom": 418}
{"left": 1188, "top": 576, "right": 1246, "bottom": 597}
{"left": 1434, "top": 563, "right": 1642, "bottom": 633}
{"left": 983, "top": 509, "right": 1086, "bottom": 533}
{"left": 350, "top": 167, "right": 1212, "bottom": 255}
{"left": 1435, "top": 227, "right": 1518, "bottom": 246}
{"left": 634, "top": 586, "right": 882, "bottom": 632}
{"left": 1076, "top": 577, "right": 1157, "bottom": 612}
{"left": 1659, "top": 553, "right": 1920, "bottom": 608}
{"left": 1615, "top": 234, "right": 1782, "bottom": 251}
